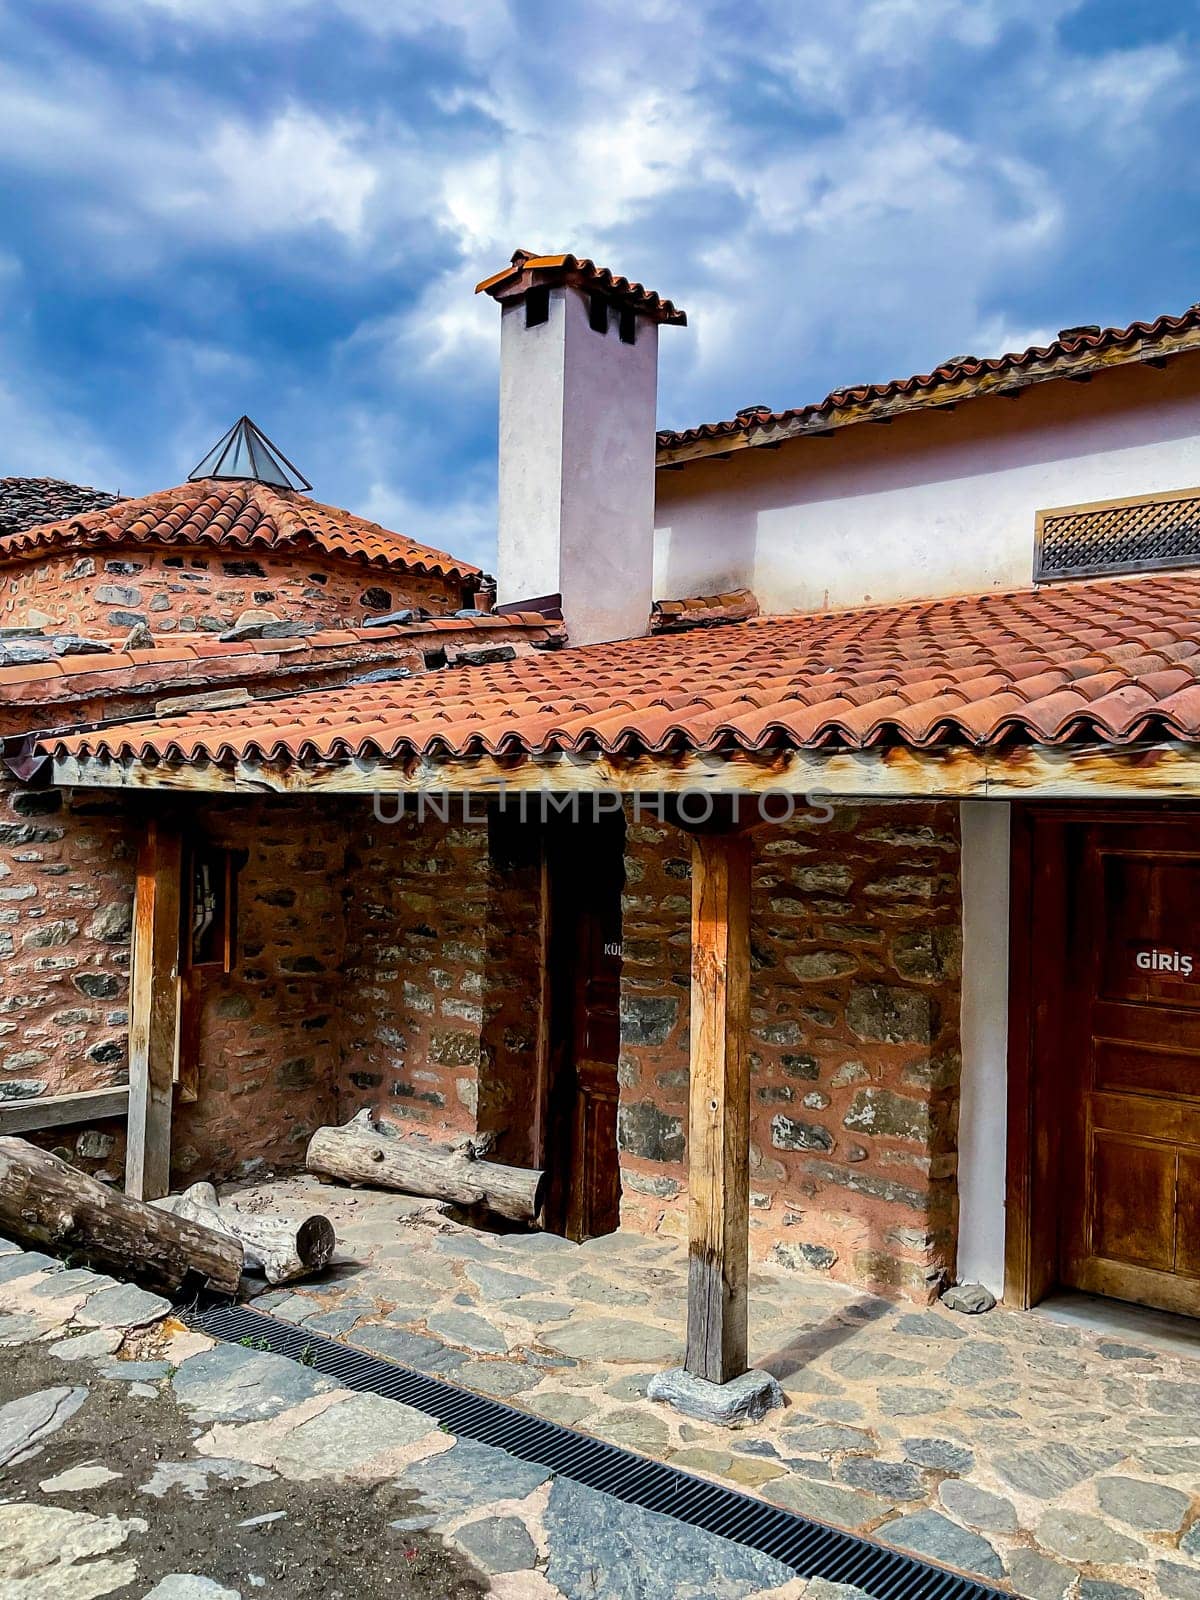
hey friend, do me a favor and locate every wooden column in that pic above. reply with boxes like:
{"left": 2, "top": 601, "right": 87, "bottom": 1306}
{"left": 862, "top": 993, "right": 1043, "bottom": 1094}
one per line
{"left": 125, "top": 819, "right": 183, "bottom": 1202}
{"left": 686, "top": 826, "right": 752, "bottom": 1385}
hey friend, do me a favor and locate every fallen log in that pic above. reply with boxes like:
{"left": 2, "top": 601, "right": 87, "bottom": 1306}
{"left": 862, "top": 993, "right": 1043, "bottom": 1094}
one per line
{"left": 155, "top": 1182, "right": 335, "bottom": 1286}
{"left": 306, "top": 1110, "right": 545, "bottom": 1223}
{"left": 0, "top": 1136, "right": 242, "bottom": 1297}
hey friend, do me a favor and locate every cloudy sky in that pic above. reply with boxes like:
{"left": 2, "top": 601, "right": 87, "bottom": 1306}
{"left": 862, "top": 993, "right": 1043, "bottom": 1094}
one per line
{"left": 2, "top": 0, "right": 1197, "bottom": 567}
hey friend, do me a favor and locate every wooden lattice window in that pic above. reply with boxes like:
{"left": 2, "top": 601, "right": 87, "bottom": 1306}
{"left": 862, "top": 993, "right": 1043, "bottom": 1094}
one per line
{"left": 1035, "top": 487, "right": 1200, "bottom": 583}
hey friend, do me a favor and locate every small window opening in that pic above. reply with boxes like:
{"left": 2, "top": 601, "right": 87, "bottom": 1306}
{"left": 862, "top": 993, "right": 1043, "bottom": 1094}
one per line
{"left": 588, "top": 294, "right": 609, "bottom": 334}
{"left": 525, "top": 286, "right": 550, "bottom": 328}
{"left": 618, "top": 308, "right": 637, "bottom": 345}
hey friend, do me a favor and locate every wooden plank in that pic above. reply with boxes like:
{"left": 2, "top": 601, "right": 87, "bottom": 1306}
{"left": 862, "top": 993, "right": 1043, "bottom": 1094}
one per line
{"left": 686, "top": 827, "right": 752, "bottom": 1385}
{"left": 50, "top": 738, "right": 1200, "bottom": 803}
{"left": 0, "top": 1086, "right": 130, "bottom": 1137}
{"left": 126, "top": 818, "right": 183, "bottom": 1201}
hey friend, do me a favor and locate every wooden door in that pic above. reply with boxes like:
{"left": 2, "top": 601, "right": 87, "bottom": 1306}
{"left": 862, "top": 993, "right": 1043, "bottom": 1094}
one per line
{"left": 542, "top": 814, "right": 624, "bottom": 1241}
{"left": 1062, "top": 820, "right": 1200, "bottom": 1316}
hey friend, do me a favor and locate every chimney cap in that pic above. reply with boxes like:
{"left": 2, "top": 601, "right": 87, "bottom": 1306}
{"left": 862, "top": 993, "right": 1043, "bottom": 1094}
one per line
{"left": 476, "top": 250, "right": 687, "bottom": 326}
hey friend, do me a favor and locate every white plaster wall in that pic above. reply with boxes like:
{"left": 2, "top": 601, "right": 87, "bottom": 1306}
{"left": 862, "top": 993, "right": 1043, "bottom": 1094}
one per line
{"left": 654, "top": 359, "right": 1200, "bottom": 612}
{"left": 957, "top": 799, "right": 1011, "bottom": 1297}
{"left": 498, "top": 285, "right": 658, "bottom": 644}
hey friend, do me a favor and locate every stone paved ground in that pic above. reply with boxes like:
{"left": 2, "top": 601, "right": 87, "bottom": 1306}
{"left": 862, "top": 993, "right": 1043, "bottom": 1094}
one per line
{"left": 237, "top": 1174, "right": 1200, "bottom": 1600}
{"left": 0, "top": 1233, "right": 860, "bottom": 1599}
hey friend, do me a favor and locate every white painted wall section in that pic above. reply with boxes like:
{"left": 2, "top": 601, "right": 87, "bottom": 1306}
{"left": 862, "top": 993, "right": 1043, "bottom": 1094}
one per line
{"left": 654, "top": 359, "right": 1200, "bottom": 612}
{"left": 957, "top": 800, "right": 1011, "bottom": 1297}
{"left": 497, "top": 284, "right": 658, "bottom": 645}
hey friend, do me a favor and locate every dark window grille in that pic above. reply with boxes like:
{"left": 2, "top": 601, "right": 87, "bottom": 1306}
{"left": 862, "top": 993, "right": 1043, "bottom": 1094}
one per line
{"left": 1035, "top": 487, "right": 1200, "bottom": 582}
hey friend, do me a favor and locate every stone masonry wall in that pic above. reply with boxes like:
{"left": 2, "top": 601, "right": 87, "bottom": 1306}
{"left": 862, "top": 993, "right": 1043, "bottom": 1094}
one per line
{"left": 0, "top": 782, "right": 351, "bottom": 1185}
{"left": 1, "top": 548, "right": 465, "bottom": 636}
{"left": 338, "top": 803, "right": 543, "bottom": 1167}
{"left": 617, "top": 802, "right": 963, "bottom": 1303}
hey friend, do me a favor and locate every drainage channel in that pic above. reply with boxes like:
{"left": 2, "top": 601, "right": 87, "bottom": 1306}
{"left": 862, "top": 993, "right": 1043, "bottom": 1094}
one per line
{"left": 185, "top": 1300, "right": 1008, "bottom": 1600}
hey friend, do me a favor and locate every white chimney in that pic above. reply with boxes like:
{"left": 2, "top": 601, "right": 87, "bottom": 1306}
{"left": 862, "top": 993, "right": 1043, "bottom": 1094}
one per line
{"left": 477, "top": 251, "right": 686, "bottom": 646}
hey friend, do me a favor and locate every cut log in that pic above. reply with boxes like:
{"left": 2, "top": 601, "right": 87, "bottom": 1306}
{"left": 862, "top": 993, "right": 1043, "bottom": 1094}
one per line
{"left": 155, "top": 1182, "right": 335, "bottom": 1285}
{"left": 306, "top": 1111, "right": 545, "bottom": 1223}
{"left": 0, "top": 1136, "right": 242, "bottom": 1297}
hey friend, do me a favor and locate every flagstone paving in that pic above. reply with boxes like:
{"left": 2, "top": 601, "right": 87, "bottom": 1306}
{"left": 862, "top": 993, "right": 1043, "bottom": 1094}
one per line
{"left": 0, "top": 1233, "right": 854, "bottom": 1598}
{"left": 236, "top": 1173, "right": 1200, "bottom": 1600}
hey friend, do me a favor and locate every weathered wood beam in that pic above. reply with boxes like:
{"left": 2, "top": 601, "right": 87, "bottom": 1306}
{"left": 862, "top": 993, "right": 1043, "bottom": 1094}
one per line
{"left": 50, "top": 740, "right": 1200, "bottom": 802}
{"left": 126, "top": 819, "right": 182, "bottom": 1202}
{"left": 0, "top": 1086, "right": 130, "bottom": 1137}
{"left": 685, "top": 827, "right": 752, "bottom": 1385}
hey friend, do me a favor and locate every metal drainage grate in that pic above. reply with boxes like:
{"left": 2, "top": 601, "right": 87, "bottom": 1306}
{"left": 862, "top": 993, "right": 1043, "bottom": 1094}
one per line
{"left": 184, "top": 1300, "right": 1007, "bottom": 1600}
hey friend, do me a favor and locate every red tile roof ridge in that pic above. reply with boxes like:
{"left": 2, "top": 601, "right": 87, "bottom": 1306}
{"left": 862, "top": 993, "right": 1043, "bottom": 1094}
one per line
{"left": 476, "top": 249, "right": 686, "bottom": 326}
{"left": 658, "top": 301, "right": 1200, "bottom": 461}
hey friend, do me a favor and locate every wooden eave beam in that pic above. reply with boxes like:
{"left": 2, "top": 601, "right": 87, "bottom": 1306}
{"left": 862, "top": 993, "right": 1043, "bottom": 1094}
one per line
{"left": 49, "top": 740, "right": 1200, "bottom": 803}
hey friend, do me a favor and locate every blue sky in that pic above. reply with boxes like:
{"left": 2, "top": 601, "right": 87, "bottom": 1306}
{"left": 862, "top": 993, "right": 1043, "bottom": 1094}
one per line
{"left": 2, "top": 0, "right": 1197, "bottom": 569}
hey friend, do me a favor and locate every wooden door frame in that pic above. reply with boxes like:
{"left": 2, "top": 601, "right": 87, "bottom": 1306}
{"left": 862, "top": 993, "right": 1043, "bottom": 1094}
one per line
{"left": 1004, "top": 802, "right": 1200, "bottom": 1308}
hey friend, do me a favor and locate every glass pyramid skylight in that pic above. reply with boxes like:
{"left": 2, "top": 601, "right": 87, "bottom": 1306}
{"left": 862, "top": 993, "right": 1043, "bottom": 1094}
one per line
{"left": 188, "top": 416, "right": 311, "bottom": 492}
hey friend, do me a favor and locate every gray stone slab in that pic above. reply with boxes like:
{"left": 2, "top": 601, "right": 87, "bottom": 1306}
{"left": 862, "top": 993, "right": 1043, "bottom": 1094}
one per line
{"left": 829, "top": 1348, "right": 924, "bottom": 1381}
{"left": 40, "top": 1462, "right": 123, "bottom": 1493}
{"left": 453, "top": 1514, "right": 538, "bottom": 1574}
{"left": 943, "top": 1342, "right": 1013, "bottom": 1384}
{"left": 1158, "top": 1561, "right": 1200, "bottom": 1600}
{"left": 141, "top": 1458, "right": 275, "bottom": 1498}
{"left": 77, "top": 1282, "right": 171, "bottom": 1329}
{"left": 0, "top": 1385, "right": 88, "bottom": 1467}
{"left": 765, "top": 1476, "right": 886, "bottom": 1530}
{"left": 97, "top": 1358, "right": 171, "bottom": 1383}
{"left": 268, "top": 1294, "right": 323, "bottom": 1324}
{"left": 994, "top": 1442, "right": 1122, "bottom": 1498}
{"left": 426, "top": 1309, "right": 510, "bottom": 1353}
{"left": 1096, "top": 1474, "right": 1190, "bottom": 1532}
{"left": 352, "top": 1323, "right": 468, "bottom": 1375}
{"left": 894, "top": 1312, "right": 966, "bottom": 1341}
{"left": 877, "top": 1387, "right": 946, "bottom": 1417}
{"left": 391, "top": 1437, "right": 552, "bottom": 1530}
{"left": 270, "top": 1391, "right": 437, "bottom": 1476}
{"left": 463, "top": 1262, "right": 547, "bottom": 1300}
{"left": 544, "top": 1475, "right": 795, "bottom": 1598}
{"left": 1036, "top": 1509, "right": 1145, "bottom": 1565}
{"left": 300, "top": 1307, "right": 369, "bottom": 1338}
{"left": 498, "top": 1297, "right": 574, "bottom": 1323}
{"left": 455, "top": 1360, "right": 544, "bottom": 1398}
{"left": 1078, "top": 1584, "right": 1142, "bottom": 1600}
{"left": 838, "top": 1458, "right": 926, "bottom": 1501}
{"left": 0, "top": 1312, "right": 53, "bottom": 1346}
{"left": 902, "top": 1436, "right": 974, "bottom": 1474}
{"left": 780, "top": 1420, "right": 875, "bottom": 1453}
{"left": 48, "top": 1327, "right": 124, "bottom": 1362}
{"left": 1006, "top": 1550, "right": 1075, "bottom": 1600}
{"left": 564, "top": 1272, "right": 650, "bottom": 1308}
{"left": 880, "top": 1510, "right": 1004, "bottom": 1579}
{"left": 29, "top": 1267, "right": 119, "bottom": 1301}
{"left": 937, "top": 1479, "right": 1018, "bottom": 1533}
{"left": 540, "top": 1316, "right": 682, "bottom": 1363}
{"left": 170, "top": 1344, "right": 335, "bottom": 1422}
{"left": 0, "top": 1250, "right": 56, "bottom": 1284}
{"left": 1147, "top": 1380, "right": 1200, "bottom": 1414}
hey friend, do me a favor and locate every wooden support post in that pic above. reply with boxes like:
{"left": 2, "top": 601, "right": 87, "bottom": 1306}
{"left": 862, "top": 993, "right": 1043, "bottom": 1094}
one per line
{"left": 126, "top": 818, "right": 182, "bottom": 1202}
{"left": 686, "top": 826, "right": 752, "bottom": 1385}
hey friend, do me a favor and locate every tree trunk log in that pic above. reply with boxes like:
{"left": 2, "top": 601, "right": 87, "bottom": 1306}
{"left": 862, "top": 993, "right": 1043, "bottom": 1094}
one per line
{"left": 306, "top": 1112, "right": 545, "bottom": 1223}
{"left": 155, "top": 1182, "right": 335, "bottom": 1286}
{"left": 0, "top": 1136, "right": 242, "bottom": 1297}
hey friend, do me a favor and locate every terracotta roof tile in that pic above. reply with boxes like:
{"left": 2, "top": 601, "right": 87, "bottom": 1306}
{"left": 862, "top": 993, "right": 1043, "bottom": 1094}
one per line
{"left": 476, "top": 249, "right": 685, "bottom": 325}
{"left": 44, "top": 571, "right": 1200, "bottom": 772}
{"left": 0, "top": 478, "right": 483, "bottom": 583}
{"left": 658, "top": 303, "right": 1200, "bottom": 462}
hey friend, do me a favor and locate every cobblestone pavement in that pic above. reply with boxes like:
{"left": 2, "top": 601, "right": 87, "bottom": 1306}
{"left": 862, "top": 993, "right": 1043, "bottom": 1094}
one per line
{"left": 0, "top": 1232, "right": 860, "bottom": 1599}
{"left": 236, "top": 1175, "right": 1200, "bottom": 1600}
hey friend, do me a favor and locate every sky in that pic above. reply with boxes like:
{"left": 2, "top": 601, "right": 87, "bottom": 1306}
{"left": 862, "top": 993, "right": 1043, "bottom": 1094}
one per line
{"left": 1, "top": 0, "right": 1198, "bottom": 570}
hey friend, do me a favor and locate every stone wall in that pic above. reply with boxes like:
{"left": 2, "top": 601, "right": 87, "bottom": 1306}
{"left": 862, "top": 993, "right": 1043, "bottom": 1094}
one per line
{"left": 338, "top": 802, "right": 543, "bottom": 1166}
{"left": 617, "top": 803, "right": 963, "bottom": 1302}
{"left": 0, "top": 548, "right": 465, "bottom": 635}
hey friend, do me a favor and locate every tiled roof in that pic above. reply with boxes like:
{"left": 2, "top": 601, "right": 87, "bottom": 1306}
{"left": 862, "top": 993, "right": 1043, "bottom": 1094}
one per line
{"left": 657, "top": 304, "right": 1200, "bottom": 463}
{"left": 0, "top": 477, "right": 121, "bottom": 536}
{"left": 651, "top": 589, "right": 759, "bottom": 632}
{"left": 0, "top": 479, "right": 483, "bottom": 582}
{"left": 46, "top": 572, "right": 1200, "bottom": 769}
{"left": 4, "top": 613, "right": 557, "bottom": 711}
{"left": 476, "top": 250, "right": 686, "bottom": 326}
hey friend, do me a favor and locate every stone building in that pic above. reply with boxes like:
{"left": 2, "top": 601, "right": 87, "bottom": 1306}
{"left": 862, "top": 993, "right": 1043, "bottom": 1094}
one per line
{"left": 7, "top": 262, "right": 1200, "bottom": 1402}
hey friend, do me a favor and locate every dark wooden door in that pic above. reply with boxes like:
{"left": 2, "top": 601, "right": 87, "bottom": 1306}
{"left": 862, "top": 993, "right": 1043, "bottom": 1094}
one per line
{"left": 1062, "top": 820, "right": 1200, "bottom": 1316}
{"left": 542, "top": 814, "right": 624, "bottom": 1241}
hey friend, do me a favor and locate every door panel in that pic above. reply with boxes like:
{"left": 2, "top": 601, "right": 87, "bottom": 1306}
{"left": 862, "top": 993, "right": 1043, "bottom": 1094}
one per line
{"left": 1061, "top": 819, "right": 1200, "bottom": 1316}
